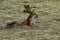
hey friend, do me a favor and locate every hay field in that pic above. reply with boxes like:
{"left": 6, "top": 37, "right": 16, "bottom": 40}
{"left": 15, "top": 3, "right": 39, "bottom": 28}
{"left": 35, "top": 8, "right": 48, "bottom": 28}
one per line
{"left": 0, "top": 0, "right": 60, "bottom": 40}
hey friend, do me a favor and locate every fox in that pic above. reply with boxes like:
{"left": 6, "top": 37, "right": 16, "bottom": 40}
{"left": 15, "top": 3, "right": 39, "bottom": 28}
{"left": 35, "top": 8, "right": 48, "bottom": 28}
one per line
{"left": 20, "top": 5, "right": 38, "bottom": 26}
{"left": 0, "top": 5, "right": 38, "bottom": 30}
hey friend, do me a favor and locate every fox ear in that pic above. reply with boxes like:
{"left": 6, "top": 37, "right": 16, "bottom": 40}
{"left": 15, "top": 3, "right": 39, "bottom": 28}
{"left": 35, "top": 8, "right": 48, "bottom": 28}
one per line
{"left": 23, "top": 5, "right": 30, "bottom": 7}
{"left": 27, "top": 5, "right": 29, "bottom": 7}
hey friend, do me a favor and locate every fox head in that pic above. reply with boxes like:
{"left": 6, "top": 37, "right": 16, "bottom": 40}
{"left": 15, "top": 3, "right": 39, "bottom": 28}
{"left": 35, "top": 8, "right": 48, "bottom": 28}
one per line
{"left": 23, "top": 5, "right": 38, "bottom": 18}
{"left": 23, "top": 5, "right": 32, "bottom": 13}
{"left": 23, "top": 5, "right": 30, "bottom": 9}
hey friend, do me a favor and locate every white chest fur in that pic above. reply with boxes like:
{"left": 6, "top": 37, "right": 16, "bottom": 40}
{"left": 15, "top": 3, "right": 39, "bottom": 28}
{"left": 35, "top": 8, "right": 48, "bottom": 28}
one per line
{"left": 30, "top": 15, "right": 36, "bottom": 25}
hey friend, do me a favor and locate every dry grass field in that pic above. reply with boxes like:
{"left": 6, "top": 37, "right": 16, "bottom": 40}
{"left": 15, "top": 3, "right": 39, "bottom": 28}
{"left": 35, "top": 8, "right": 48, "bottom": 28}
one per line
{"left": 0, "top": 0, "right": 60, "bottom": 40}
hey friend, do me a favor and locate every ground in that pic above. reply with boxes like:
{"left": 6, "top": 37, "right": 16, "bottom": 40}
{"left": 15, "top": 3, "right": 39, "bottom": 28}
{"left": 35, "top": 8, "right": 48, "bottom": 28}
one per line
{"left": 0, "top": 0, "right": 60, "bottom": 40}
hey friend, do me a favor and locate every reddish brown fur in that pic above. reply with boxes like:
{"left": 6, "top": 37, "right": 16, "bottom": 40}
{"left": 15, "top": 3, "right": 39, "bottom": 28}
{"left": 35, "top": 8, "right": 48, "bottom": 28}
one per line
{"left": 23, "top": 5, "right": 32, "bottom": 13}
{"left": 21, "top": 5, "right": 38, "bottom": 26}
